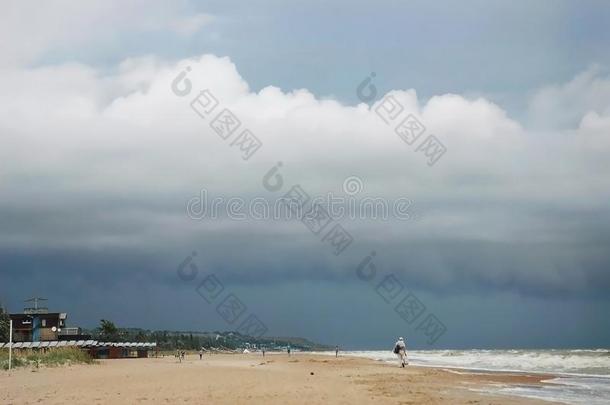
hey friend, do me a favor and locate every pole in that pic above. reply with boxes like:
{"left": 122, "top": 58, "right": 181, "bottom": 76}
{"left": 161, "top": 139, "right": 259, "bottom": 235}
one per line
{"left": 8, "top": 319, "right": 13, "bottom": 371}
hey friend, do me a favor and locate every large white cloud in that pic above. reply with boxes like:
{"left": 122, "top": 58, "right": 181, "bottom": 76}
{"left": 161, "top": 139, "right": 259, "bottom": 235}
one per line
{"left": 529, "top": 65, "right": 610, "bottom": 130}
{"left": 1, "top": 54, "right": 609, "bottom": 295}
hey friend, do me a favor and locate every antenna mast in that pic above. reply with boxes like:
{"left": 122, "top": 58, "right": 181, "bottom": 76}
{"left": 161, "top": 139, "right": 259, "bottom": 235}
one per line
{"left": 24, "top": 297, "right": 49, "bottom": 314}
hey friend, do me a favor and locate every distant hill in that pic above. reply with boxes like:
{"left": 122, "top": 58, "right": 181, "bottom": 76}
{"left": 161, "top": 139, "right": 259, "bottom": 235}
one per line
{"left": 84, "top": 327, "right": 333, "bottom": 351}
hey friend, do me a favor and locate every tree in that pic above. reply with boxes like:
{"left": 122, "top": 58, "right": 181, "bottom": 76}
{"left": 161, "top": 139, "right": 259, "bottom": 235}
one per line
{"left": 99, "top": 319, "right": 120, "bottom": 342}
{"left": 135, "top": 330, "right": 146, "bottom": 342}
{"left": 0, "top": 306, "right": 9, "bottom": 342}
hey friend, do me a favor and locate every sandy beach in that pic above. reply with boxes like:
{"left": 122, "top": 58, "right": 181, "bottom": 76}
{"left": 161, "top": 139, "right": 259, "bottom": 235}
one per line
{"left": 1, "top": 353, "right": 559, "bottom": 404}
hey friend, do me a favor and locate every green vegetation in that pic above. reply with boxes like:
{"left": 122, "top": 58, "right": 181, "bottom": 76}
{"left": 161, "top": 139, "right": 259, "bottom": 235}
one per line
{"left": 1, "top": 347, "right": 95, "bottom": 370}
{"left": 0, "top": 306, "right": 9, "bottom": 343}
{"left": 85, "top": 326, "right": 332, "bottom": 352}
{"left": 98, "top": 319, "right": 121, "bottom": 341}
{"left": 0, "top": 353, "right": 25, "bottom": 370}
{"left": 81, "top": 318, "right": 331, "bottom": 352}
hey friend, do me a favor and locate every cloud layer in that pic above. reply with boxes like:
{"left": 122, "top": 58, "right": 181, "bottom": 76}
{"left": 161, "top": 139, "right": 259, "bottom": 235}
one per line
{"left": 1, "top": 54, "right": 609, "bottom": 300}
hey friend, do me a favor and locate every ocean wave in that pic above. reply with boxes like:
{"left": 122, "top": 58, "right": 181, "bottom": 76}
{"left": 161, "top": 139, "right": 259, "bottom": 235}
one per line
{"left": 321, "top": 349, "right": 610, "bottom": 405}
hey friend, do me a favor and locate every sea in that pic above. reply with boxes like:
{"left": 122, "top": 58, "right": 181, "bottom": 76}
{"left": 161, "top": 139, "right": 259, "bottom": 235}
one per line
{"left": 313, "top": 349, "right": 610, "bottom": 404}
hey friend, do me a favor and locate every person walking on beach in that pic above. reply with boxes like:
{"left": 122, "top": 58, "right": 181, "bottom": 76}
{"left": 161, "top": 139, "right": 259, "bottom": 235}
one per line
{"left": 176, "top": 349, "right": 182, "bottom": 363}
{"left": 393, "top": 337, "right": 407, "bottom": 368}
{"left": 199, "top": 349, "right": 203, "bottom": 360}
{"left": 335, "top": 345, "right": 339, "bottom": 357}
{"left": 262, "top": 347, "right": 266, "bottom": 357}
{"left": 287, "top": 345, "right": 291, "bottom": 357}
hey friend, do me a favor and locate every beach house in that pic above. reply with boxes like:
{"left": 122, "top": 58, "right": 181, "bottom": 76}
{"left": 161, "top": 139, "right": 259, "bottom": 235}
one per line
{"left": 9, "top": 298, "right": 68, "bottom": 342}
{"left": 4, "top": 298, "right": 157, "bottom": 359}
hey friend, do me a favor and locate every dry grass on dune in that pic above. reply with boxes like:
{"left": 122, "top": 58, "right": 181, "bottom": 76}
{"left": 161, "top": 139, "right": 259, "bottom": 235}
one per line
{"left": 1, "top": 347, "right": 95, "bottom": 370}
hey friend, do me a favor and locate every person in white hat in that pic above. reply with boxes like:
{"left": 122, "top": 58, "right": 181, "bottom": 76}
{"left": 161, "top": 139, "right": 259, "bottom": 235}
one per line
{"left": 393, "top": 337, "right": 407, "bottom": 367}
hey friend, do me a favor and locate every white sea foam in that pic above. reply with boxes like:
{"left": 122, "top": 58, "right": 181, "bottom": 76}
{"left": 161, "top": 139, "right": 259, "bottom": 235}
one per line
{"left": 312, "top": 349, "right": 610, "bottom": 404}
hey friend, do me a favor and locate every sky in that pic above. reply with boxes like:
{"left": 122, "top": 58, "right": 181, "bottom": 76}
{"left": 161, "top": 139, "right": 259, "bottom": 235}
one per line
{"left": 1, "top": 0, "right": 609, "bottom": 349}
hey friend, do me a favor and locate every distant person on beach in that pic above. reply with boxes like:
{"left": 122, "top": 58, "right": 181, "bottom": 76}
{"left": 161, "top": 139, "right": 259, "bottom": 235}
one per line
{"left": 176, "top": 349, "right": 181, "bottom": 363}
{"left": 335, "top": 345, "right": 339, "bottom": 357}
{"left": 199, "top": 349, "right": 203, "bottom": 360}
{"left": 262, "top": 347, "right": 266, "bottom": 357}
{"left": 287, "top": 346, "right": 291, "bottom": 357}
{"left": 393, "top": 337, "right": 407, "bottom": 368}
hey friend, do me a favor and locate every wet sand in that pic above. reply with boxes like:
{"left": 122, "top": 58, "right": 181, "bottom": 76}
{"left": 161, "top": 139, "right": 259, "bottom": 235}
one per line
{"left": 1, "top": 353, "right": 560, "bottom": 404}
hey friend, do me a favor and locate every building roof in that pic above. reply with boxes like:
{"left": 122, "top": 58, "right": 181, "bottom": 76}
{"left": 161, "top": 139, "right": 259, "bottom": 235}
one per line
{"left": 0, "top": 341, "right": 157, "bottom": 348}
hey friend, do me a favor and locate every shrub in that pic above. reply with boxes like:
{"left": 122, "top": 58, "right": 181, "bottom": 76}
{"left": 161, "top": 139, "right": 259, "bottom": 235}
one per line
{"left": 0, "top": 347, "right": 95, "bottom": 370}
